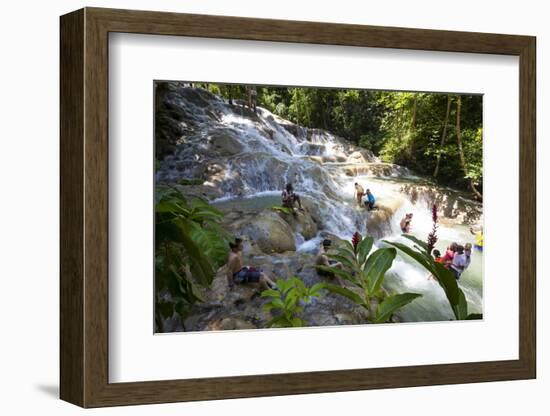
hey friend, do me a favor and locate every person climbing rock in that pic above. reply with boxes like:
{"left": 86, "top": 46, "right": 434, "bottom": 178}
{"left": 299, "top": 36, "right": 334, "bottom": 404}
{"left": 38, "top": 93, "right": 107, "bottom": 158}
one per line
{"left": 354, "top": 182, "right": 365, "bottom": 207}
{"left": 226, "top": 238, "right": 277, "bottom": 290}
{"left": 400, "top": 213, "right": 413, "bottom": 233}
{"left": 364, "top": 188, "right": 376, "bottom": 211}
{"left": 282, "top": 183, "right": 303, "bottom": 213}
{"left": 315, "top": 239, "right": 345, "bottom": 286}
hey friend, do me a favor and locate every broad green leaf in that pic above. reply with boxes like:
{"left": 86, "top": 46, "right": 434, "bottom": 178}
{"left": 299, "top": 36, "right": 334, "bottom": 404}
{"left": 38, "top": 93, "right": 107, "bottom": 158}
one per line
{"left": 309, "top": 282, "right": 326, "bottom": 295}
{"left": 384, "top": 240, "right": 435, "bottom": 274}
{"left": 261, "top": 289, "right": 281, "bottom": 298}
{"left": 271, "top": 298, "right": 285, "bottom": 310}
{"left": 325, "top": 283, "right": 366, "bottom": 307}
{"left": 365, "top": 248, "right": 396, "bottom": 294}
{"left": 326, "top": 254, "right": 356, "bottom": 270}
{"left": 402, "top": 234, "right": 430, "bottom": 254}
{"left": 291, "top": 317, "right": 305, "bottom": 327}
{"left": 466, "top": 313, "right": 483, "bottom": 320}
{"left": 433, "top": 262, "right": 463, "bottom": 315}
{"left": 453, "top": 288, "right": 469, "bottom": 320}
{"left": 373, "top": 293, "right": 422, "bottom": 323}
{"left": 357, "top": 236, "right": 374, "bottom": 265}
{"left": 315, "top": 265, "right": 355, "bottom": 283}
{"left": 266, "top": 315, "right": 292, "bottom": 328}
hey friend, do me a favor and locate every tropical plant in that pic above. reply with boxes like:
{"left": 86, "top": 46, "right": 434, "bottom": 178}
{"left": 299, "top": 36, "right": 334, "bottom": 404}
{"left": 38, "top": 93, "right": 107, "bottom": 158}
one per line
{"left": 155, "top": 185, "right": 230, "bottom": 330}
{"left": 318, "top": 232, "right": 421, "bottom": 323}
{"left": 271, "top": 205, "right": 294, "bottom": 215}
{"left": 261, "top": 277, "right": 325, "bottom": 328}
{"left": 383, "top": 205, "right": 481, "bottom": 321}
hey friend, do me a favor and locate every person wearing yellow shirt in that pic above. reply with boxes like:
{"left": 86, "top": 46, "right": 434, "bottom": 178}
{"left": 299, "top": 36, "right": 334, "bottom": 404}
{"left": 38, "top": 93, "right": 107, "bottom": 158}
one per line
{"left": 470, "top": 226, "right": 483, "bottom": 252}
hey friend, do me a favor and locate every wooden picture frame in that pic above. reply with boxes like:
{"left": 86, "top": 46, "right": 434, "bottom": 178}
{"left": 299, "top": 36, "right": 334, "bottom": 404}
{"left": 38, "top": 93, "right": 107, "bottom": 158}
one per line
{"left": 60, "top": 7, "right": 536, "bottom": 408}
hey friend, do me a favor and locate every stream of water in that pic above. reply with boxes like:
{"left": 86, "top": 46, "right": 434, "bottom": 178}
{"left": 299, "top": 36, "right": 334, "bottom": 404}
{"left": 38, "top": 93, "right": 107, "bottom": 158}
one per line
{"left": 159, "top": 90, "right": 483, "bottom": 322}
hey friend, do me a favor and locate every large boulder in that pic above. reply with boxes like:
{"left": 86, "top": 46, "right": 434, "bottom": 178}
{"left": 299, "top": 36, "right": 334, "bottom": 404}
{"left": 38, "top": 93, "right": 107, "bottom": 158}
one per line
{"left": 366, "top": 197, "right": 405, "bottom": 238}
{"left": 207, "top": 129, "right": 245, "bottom": 156}
{"left": 224, "top": 210, "right": 296, "bottom": 254}
{"left": 277, "top": 209, "right": 318, "bottom": 240}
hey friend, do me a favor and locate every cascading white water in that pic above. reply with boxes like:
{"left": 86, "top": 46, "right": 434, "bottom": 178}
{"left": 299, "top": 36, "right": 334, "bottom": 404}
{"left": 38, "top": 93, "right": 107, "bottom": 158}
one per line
{"left": 157, "top": 88, "right": 483, "bottom": 322}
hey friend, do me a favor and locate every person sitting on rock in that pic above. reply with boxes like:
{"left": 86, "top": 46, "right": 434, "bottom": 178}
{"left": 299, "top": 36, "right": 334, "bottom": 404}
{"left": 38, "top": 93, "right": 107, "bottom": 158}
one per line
{"left": 400, "top": 213, "right": 413, "bottom": 233}
{"left": 364, "top": 189, "right": 376, "bottom": 211}
{"left": 315, "top": 239, "right": 345, "bottom": 286}
{"left": 226, "top": 238, "right": 277, "bottom": 290}
{"left": 282, "top": 183, "right": 303, "bottom": 213}
{"left": 354, "top": 182, "right": 365, "bottom": 207}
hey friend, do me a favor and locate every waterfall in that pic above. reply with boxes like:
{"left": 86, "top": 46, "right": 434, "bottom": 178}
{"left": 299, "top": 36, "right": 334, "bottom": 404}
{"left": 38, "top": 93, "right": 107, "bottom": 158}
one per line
{"left": 156, "top": 86, "right": 483, "bottom": 322}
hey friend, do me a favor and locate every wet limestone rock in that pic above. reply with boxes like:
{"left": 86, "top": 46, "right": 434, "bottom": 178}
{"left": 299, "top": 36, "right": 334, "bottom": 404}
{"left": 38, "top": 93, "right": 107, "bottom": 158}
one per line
{"left": 277, "top": 208, "right": 318, "bottom": 240}
{"left": 223, "top": 210, "right": 296, "bottom": 254}
{"left": 399, "top": 184, "right": 482, "bottom": 225}
{"left": 182, "top": 250, "right": 374, "bottom": 332}
{"left": 207, "top": 129, "right": 245, "bottom": 156}
{"left": 366, "top": 197, "right": 405, "bottom": 238}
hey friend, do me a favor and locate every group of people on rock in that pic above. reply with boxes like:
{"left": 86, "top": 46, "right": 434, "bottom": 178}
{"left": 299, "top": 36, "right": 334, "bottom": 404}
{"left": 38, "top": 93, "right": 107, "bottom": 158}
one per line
{"left": 432, "top": 242, "right": 472, "bottom": 280}
{"left": 224, "top": 178, "right": 483, "bottom": 289}
{"left": 431, "top": 227, "right": 483, "bottom": 280}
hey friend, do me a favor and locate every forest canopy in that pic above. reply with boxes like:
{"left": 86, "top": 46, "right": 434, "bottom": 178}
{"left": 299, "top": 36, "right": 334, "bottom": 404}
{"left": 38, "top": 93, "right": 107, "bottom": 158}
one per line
{"left": 197, "top": 83, "right": 483, "bottom": 197}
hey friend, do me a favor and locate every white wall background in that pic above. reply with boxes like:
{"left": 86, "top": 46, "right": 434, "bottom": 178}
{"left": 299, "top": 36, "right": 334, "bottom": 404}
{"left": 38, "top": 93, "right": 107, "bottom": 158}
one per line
{"left": 0, "top": 0, "right": 546, "bottom": 414}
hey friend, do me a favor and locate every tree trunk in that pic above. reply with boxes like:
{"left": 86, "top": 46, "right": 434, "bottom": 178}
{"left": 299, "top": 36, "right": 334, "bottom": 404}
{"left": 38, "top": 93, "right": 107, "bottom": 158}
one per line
{"left": 433, "top": 94, "right": 452, "bottom": 178}
{"left": 406, "top": 95, "right": 418, "bottom": 158}
{"left": 410, "top": 95, "right": 418, "bottom": 131}
{"left": 456, "top": 96, "right": 483, "bottom": 200}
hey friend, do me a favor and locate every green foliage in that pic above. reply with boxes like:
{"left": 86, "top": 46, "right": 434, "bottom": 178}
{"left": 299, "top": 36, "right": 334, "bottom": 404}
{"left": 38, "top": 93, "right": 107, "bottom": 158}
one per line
{"left": 261, "top": 277, "right": 325, "bottom": 328}
{"left": 319, "top": 234, "right": 421, "bottom": 323}
{"left": 379, "top": 93, "right": 483, "bottom": 193}
{"left": 271, "top": 205, "right": 294, "bottom": 215}
{"left": 373, "top": 293, "right": 422, "bottom": 324}
{"left": 198, "top": 83, "right": 482, "bottom": 196}
{"left": 383, "top": 235, "right": 481, "bottom": 321}
{"left": 155, "top": 185, "right": 230, "bottom": 330}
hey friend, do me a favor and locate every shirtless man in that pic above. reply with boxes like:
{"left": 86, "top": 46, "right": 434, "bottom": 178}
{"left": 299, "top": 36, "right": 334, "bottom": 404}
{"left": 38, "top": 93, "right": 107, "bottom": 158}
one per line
{"left": 354, "top": 182, "right": 365, "bottom": 207}
{"left": 226, "top": 238, "right": 276, "bottom": 290}
{"left": 400, "top": 213, "right": 413, "bottom": 233}
{"left": 315, "top": 239, "right": 345, "bottom": 286}
{"left": 282, "top": 183, "right": 303, "bottom": 213}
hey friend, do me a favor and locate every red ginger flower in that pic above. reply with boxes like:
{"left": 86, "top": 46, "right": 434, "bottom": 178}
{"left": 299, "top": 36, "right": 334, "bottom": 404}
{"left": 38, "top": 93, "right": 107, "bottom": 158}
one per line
{"left": 352, "top": 231, "right": 362, "bottom": 253}
{"left": 432, "top": 203, "right": 438, "bottom": 223}
{"left": 427, "top": 204, "right": 438, "bottom": 254}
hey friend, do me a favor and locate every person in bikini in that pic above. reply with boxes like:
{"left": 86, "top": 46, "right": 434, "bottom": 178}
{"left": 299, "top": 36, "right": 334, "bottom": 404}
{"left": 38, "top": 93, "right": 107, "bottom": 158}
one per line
{"left": 226, "top": 238, "right": 277, "bottom": 290}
